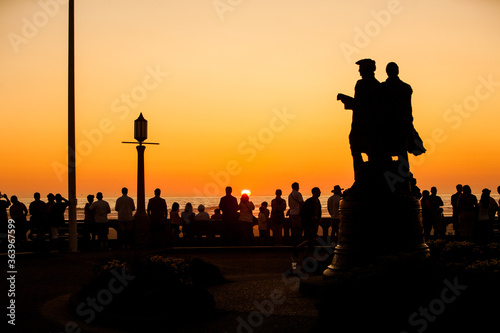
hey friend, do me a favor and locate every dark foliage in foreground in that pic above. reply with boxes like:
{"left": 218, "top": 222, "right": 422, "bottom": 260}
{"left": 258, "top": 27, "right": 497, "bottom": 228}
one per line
{"left": 313, "top": 242, "right": 500, "bottom": 333}
{"left": 70, "top": 255, "right": 226, "bottom": 331}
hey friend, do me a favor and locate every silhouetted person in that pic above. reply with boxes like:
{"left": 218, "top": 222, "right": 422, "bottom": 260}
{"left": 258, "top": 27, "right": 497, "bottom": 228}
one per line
{"left": 0, "top": 191, "right": 11, "bottom": 226}
{"left": 170, "top": 202, "right": 181, "bottom": 241}
{"left": 288, "top": 182, "right": 304, "bottom": 244}
{"left": 451, "top": 184, "right": 463, "bottom": 237}
{"left": 51, "top": 194, "right": 69, "bottom": 252}
{"left": 219, "top": 186, "right": 239, "bottom": 244}
{"left": 498, "top": 186, "right": 500, "bottom": 219}
{"left": 0, "top": 192, "right": 10, "bottom": 251}
{"left": 194, "top": 204, "right": 210, "bottom": 241}
{"left": 83, "top": 194, "right": 95, "bottom": 250}
{"left": 293, "top": 187, "right": 322, "bottom": 263}
{"left": 181, "top": 203, "right": 195, "bottom": 242}
{"left": 457, "top": 185, "right": 478, "bottom": 239}
{"left": 0, "top": 192, "right": 11, "bottom": 249}
{"left": 10, "top": 196, "right": 28, "bottom": 247}
{"left": 477, "top": 188, "right": 498, "bottom": 243}
{"left": 258, "top": 202, "right": 270, "bottom": 245}
{"left": 195, "top": 204, "right": 210, "bottom": 221}
{"left": 115, "top": 187, "right": 135, "bottom": 249}
{"left": 271, "top": 189, "right": 287, "bottom": 246}
{"left": 420, "top": 190, "right": 434, "bottom": 240}
{"left": 327, "top": 185, "right": 343, "bottom": 243}
{"left": 238, "top": 194, "right": 255, "bottom": 245}
{"left": 429, "top": 187, "right": 445, "bottom": 238}
{"left": 29, "top": 192, "right": 46, "bottom": 245}
{"left": 90, "top": 192, "right": 111, "bottom": 249}
{"left": 46, "top": 193, "right": 56, "bottom": 241}
{"left": 337, "top": 58, "right": 380, "bottom": 180}
{"left": 148, "top": 188, "right": 168, "bottom": 247}
{"left": 211, "top": 208, "right": 222, "bottom": 220}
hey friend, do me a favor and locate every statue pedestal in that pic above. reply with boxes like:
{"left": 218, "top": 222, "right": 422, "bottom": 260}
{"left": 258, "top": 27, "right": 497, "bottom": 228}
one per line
{"left": 324, "top": 161, "right": 429, "bottom": 276}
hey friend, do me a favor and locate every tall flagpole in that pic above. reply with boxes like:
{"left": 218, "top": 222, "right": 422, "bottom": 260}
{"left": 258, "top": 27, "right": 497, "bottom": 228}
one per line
{"left": 68, "top": 0, "right": 78, "bottom": 252}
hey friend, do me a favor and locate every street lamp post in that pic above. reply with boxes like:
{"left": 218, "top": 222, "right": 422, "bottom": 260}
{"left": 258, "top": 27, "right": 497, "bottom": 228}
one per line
{"left": 123, "top": 113, "right": 159, "bottom": 247}
{"left": 68, "top": 0, "right": 77, "bottom": 252}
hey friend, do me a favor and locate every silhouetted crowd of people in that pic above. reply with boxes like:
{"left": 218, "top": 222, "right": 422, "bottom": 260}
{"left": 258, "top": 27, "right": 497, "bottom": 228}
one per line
{"left": 0, "top": 191, "right": 70, "bottom": 252}
{"left": 1, "top": 183, "right": 499, "bottom": 252}
{"left": 216, "top": 184, "right": 344, "bottom": 248}
{"left": 0, "top": 182, "right": 345, "bottom": 251}
{"left": 420, "top": 184, "right": 500, "bottom": 243}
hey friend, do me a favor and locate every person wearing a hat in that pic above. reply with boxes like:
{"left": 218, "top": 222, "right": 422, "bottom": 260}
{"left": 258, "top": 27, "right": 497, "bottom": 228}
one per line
{"left": 337, "top": 58, "right": 380, "bottom": 181}
{"left": 327, "top": 185, "right": 343, "bottom": 243}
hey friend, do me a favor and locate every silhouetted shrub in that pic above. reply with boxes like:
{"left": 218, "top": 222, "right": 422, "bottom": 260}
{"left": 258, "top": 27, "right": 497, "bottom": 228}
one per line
{"left": 70, "top": 255, "right": 224, "bottom": 330}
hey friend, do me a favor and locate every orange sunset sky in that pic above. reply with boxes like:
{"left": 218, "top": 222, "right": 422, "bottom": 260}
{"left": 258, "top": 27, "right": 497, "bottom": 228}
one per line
{"left": 1, "top": 0, "right": 500, "bottom": 199}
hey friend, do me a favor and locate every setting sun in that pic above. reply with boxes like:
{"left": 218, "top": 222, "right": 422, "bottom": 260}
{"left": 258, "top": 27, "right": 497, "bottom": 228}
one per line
{"left": 241, "top": 189, "right": 252, "bottom": 197}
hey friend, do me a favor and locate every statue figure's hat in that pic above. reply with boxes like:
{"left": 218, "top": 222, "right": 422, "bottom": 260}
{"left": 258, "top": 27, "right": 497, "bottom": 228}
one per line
{"left": 355, "top": 58, "right": 376, "bottom": 71}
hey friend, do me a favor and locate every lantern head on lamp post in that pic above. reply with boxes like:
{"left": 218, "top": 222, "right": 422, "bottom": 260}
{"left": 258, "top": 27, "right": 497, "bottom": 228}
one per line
{"left": 123, "top": 113, "right": 158, "bottom": 146}
{"left": 134, "top": 113, "right": 148, "bottom": 144}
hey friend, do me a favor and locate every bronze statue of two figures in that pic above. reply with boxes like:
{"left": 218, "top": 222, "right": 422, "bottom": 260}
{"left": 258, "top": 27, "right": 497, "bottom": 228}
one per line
{"left": 325, "top": 59, "right": 429, "bottom": 275}
{"left": 338, "top": 59, "right": 426, "bottom": 198}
